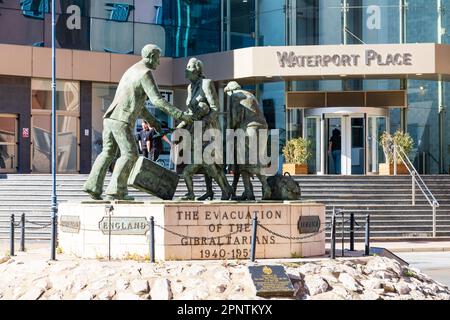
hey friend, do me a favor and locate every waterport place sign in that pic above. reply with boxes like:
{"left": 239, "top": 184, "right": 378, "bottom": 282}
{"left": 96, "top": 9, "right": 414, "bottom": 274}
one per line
{"left": 277, "top": 50, "right": 413, "bottom": 68}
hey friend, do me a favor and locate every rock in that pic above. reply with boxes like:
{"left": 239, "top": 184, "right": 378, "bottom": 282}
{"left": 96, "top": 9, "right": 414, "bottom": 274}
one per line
{"left": 115, "top": 279, "right": 129, "bottom": 291}
{"left": 171, "top": 280, "right": 184, "bottom": 295}
{"left": 34, "top": 279, "right": 53, "bottom": 291}
{"left": 332, "top": 285, "right": 351, "bottom": 299}
{"left": 395, "top": 282, "right": 411, "bottom": 295}
{"left": 373, "top": 271, "right": 395, "bottom": 280}
{"left": 361, "top": 278, "right": 383, "bottom": 290}
{"left": 216, "top": 284, "right": 227, "bottom": 293}
{"left": 19, "top": 288, "right": 45, "bottom": 300}
{"left": 130, "top": 279, "right": 149, "bottom": 295}
{"left": 383, "top": 282, "right": 396, "bottom": 293}
{"left": 321, "top": 273, "right": 339, "bottom": 285}
{"left": 293, "top": 281, "right": 308, "bottom": 299}
{"left": 341, "top": 265, "right": 359, "bottom": 277}
{"left": 49, "top": 275, "right": 71, "bottom": 291}
{"left": 232, "top": 284, "right": 245, "bottom": 293}
{"left": 213, "top": 267, "right": 231, "bottom": 285}
{"left": 75, "top": 291, "right": 95, "bottom": 300}
{"left": 150, "top": 279, "right": 172, "bottom": 300}
{"left": 186, "top": 265, "right": 207, "bottom": 277}
{"left": 89, "top": 280, "right": 108, "bottom": 292}
{"left": 286, "top": 268, "right": 302, "bottom": 281}
{"left": 98, "top": 290, "right": 116, "bottom": 300}
{"left": 116, "top": 292, "right": 141, "bottom": 300}
{"left": 72, "top": 276, "right": 88, "bottom": 293}
{"left": 437, "top": 293, "right": 450, "bottom": 300}
{"left": 185, "top": 278, "right": 208, "bottom": 289}
{"left": 175, "top": 286, "right": 210, "bottom": 300}
{"left": 310, "top": 291, "right": 345, "bottom": 300}
{"left": 0, "top": 256, "right": 10, "bottom": 264}
{"left": 361, "top": 290, "right": 382, "bottom": 300}
{"left": 338, "top": 273, "right": 362, "bottom": 292}
{"left": 365, "top": 257, "right": 402, "bottom": 277}
{"left": 47, "top": 293, "right": 63, "bottom": 300}
{"left": 304, "top": 275, "right": 329, "bottom": 296}
{"left": 298, "top": 263, "right": 321, "bottom": 275}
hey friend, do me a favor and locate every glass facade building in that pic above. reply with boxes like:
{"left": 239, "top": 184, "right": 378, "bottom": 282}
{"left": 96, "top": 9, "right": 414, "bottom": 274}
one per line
{"left": 0, "top": 0, "right": 449, "bottom": 175}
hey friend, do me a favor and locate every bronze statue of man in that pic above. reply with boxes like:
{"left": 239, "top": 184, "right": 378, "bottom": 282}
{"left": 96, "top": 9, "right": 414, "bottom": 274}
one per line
{"left": 84, "top": 44, "right": 191, "bottom": 200}
{"left": 225, "top": 81, "right": 272, "bottom": 200}
{"left": 177, "top": 58, "right": 232, "bottom": 201}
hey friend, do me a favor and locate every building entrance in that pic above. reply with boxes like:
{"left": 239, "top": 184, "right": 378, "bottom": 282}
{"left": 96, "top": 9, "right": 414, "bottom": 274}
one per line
{"left": 304, "top": 107, "right": 388, "bottom": 175}
{"left": 0, "top": 114, "right": 18, "bottom": 173}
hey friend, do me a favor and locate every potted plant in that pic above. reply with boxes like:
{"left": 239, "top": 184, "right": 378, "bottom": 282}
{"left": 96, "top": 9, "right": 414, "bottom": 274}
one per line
{"left": 379, "top": 130, "right": 414, "bottom": 175}
{"left": 282, "top": 137, "right": 311, "bottom": 175}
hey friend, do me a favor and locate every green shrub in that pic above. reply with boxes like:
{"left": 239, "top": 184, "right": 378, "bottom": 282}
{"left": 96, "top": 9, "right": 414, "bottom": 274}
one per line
{"left": 380, "top": 130, "right": 414, "bottom": 164}
{"left": 283, "top": 137, "right": 312, "bottom": 165}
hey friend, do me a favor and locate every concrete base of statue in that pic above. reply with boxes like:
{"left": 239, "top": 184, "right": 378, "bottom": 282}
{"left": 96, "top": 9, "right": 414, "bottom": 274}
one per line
{"left": 58, "top": 200, "right": 326, "bottom": 260}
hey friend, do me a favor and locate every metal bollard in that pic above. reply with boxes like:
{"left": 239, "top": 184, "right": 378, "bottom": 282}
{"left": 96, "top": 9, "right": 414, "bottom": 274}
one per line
{"left": 330, "top": 210, "right": 336, "bottom": 259}
{"left": 20, "top": 213, "right": 25, "bottom": 252}
{"left": 10, "top": 214, "right": 15, "bottom": 256}
{"left": 149, "top": 217, "right": 155, "bottom": 263}
{"left": 365, "top": 214, "right": 370, "bottom": 256}
{"left": 250, "top": 213, "right": 258, "bottom": 262}
{"left": 349, "top": 213, "right": 355, "bottom": 251}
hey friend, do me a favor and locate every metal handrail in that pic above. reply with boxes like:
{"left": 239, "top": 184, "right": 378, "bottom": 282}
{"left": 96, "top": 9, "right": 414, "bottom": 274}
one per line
{"left": 393, "top": 144, "right": 440, "bottom": 237}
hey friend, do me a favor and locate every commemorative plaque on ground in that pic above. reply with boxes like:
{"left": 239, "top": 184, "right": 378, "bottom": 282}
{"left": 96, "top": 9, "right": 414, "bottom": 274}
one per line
{"left": 248, "top": 265, "right": 295, "bottom": 298}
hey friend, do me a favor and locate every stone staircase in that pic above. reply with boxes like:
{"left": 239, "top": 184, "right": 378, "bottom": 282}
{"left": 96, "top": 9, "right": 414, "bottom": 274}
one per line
{"left": 0, "top": 174, "right": 449, "bottom": 241}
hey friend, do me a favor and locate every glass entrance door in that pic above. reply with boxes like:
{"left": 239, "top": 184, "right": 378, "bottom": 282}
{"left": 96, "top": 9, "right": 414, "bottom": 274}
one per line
{"left": 326, "top": 115, "right": 365, "bottom": 175}
{"left": 327, "top": 117, "right": 342, "bottom": 174}
{"left": 0, "top": 114, "right": 18, "bottom": 173}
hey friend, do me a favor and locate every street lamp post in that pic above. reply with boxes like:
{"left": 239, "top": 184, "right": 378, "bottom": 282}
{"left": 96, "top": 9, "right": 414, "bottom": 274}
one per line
{"left": 50, "top": 0, "right": 58, "bottom": 261}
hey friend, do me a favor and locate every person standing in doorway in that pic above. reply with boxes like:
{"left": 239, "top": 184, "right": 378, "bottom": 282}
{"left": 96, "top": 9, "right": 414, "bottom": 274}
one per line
{"left": 328, "top": 128, "right": 341, "bottom": 174}
{"left": 138, "top": 120, "right": 152, "bottom": 159}
{"left": 148, "top": 121, "right": 172, "bottom": 162}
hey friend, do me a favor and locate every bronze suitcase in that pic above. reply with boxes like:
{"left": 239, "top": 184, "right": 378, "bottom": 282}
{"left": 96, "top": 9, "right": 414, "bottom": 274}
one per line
{"left": 128, "top": 156, "right": 180, "bottom": 200}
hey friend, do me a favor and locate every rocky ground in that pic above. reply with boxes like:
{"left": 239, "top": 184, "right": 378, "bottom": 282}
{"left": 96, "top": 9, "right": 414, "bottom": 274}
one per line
{"left": 0, "top": 253, "right": 449, "bottom": 300}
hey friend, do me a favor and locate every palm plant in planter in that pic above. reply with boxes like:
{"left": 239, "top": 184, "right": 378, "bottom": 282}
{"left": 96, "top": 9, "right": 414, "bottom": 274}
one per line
{"left": 379, "top": 130, "right": 414, "bottom": 175}
{"left": 282, "top": 137, "right": 311, "bottom": 175}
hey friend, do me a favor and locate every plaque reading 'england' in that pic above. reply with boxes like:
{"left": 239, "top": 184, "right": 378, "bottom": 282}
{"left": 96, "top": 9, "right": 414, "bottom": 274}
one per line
{"left": 298, "top": 215, "right": 321, "bottom": 234}
{"left": 60, "top": 215, "right": 80, "bottom": 233}
{"left": 248, "top": 265, "right": 295, "bottom": 298}
{"left": 99, "top": 217, "right": 149, "bottom": 235}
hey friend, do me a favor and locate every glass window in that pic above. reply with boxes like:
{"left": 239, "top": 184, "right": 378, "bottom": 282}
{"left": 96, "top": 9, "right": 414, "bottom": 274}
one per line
{"left": 91, "top": 83, "right": 118, "bottom": 163}
{"left": 31, "top": 79, "right": 80, "bottom": 173}
{"left": 406, "top": 0, "right": 438, "bottom": 43}
{"left": 31, "top": 114, "right": 51, "bottom": 173}
{"left": 407, "top": 80, "right": 440, "bottom": 173}
{"left": 57, "top": 115, "right": 78, "bottom": 173}
{"left": 0, "top": 115, "right": 18, "bottom": 173}
{"left": 32, "top": 79, "right": 80, "bottom": 112}
{"left": 0, "top": 7, "right": 44, "bottom": 47}
{"left": 90, "top": 17, "right": 134, "bottom": 54}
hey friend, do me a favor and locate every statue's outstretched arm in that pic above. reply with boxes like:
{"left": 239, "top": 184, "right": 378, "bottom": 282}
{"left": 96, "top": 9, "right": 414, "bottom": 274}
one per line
{"left": 141, "top": 106, "right": 161, "bottom": 131}
{"left": 141, "top": 71, "right": 188, "bottom": 121}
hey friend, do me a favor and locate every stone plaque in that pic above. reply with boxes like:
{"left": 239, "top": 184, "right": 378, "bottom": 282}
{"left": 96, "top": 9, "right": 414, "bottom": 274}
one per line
{"left": 248, "top": 265, "right": 295, "bottom": 298}
{"left": 99, "top": 216, "right": 149, "bottom": 235}
{"left": 60, "top": 215, "right": 80, "bottom": 233}
{"left": 298, "top": 215, "right": 321, "bottom": 234}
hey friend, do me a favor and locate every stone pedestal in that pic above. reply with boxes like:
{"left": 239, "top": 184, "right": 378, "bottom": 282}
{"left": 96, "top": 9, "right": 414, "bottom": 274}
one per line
{"left": 58, "top": 201, "right": 325, "bottom": 260}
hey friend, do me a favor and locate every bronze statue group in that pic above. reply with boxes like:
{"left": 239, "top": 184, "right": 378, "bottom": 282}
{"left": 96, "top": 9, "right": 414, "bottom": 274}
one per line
{"left": 83, "top": 43, "right": 294, "bottom": 202}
